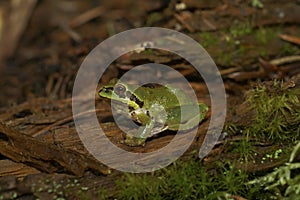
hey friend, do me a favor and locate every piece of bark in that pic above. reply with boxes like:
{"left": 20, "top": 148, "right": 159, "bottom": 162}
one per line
{"left": 0, "top": 122, "right": 110, "bottom": 176}
{"left": 0, "top": 159, "right": 40, "bottom": 179}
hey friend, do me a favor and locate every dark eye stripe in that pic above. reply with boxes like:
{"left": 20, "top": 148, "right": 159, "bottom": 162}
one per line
{"left": 100, "top": 87, "right": 113, "bottom": 93}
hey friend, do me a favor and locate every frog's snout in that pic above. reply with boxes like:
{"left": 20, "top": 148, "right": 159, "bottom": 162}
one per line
{"left": 99, "top": 88, "right": 104, "bottom": 93}
{"left": 99, "top": 87, "right": 111, "bottom": 94}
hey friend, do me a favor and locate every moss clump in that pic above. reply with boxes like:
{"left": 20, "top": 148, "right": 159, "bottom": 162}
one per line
{"left": 199, "top": 32, "right": 218, "bottom": 48}
{"left": 115, "top": 159, "right": 257, "bottom": 200}
{"left": 245, "top": 80, "right": 300, "bottom": 142}
{"left": 229, "top": 21, "right": 253, "bottom": 38}
{"left": 223, "top": 80, "right": 299, "bottom": 164}
{"left": 254, "top": 27, "right": 278, "bottom": 45}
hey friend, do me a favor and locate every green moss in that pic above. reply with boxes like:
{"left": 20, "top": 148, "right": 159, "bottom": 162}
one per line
{"left": 232, "top": 139, "right": 256, "bottom": 163}
{"left": 116, "top": 173, "right": 162, "bottom": 200}
{"left": 98, "top": 188, "right": 109, "bottom": 199}
{"left": 280, "top": 43, "right": 300, "bottom": 55}
{"left": 198, "top": 32, "right": 218, "bottom": 48}
{"left": 213, "top": 22, "right": 254, "bottom": 66}
{"left": 216, "top": 162, "right": 249, "bottom": 195}
{"left": 223, "top": 80, "right": 300, "bottom": 165}
{"left": 223, "top": 123, "right": 238, "bottom": 136}
{"left": 76, "top": 190, "right": 90, "bottom": 200}
{"left": 199, "top": 25, "right": 287, "bottom": 67}
{"left": 254, "top": 27, "right": 278, "bottom": 44}
{"left": 115, "top": 159, "right": 255, "bottom": 199}
{"left": 229, "top": 21, "right": 253, "bottom": 38}
{"left": 216, "top": 50, "right": 235, "bottom": 66}
{"left": 245, "top": 80, "right": 300, "bottom": 142}
{"left": 161, "top": 160, "right": 214, "bottom": 199}
{"left": 258, "top": 49, "right": 268, "bottom": 57}
{"left": 143, "top": 48, "right": 154, "bottom": 54}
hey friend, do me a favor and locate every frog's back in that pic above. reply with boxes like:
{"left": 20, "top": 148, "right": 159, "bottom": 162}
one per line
{"left": 135, "top": 85, "right": 195, "bottom": 108}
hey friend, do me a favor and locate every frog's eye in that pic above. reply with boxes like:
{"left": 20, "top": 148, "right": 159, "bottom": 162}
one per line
{"left": 114, "top": 84, "right": 126, "bottom": 97}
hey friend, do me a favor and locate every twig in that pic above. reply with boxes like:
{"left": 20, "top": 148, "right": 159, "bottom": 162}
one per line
{"left": 219, "top": 67, "right": 241, "bottom": 76}
{"left": 228, "top": 196, "right": 248, "bottom": 200}
{"left": 270, "top": 55, "right": 300, "bottom": 66}
{"left": 59, "top": 74, "right": 71, "bottom": 99}
{"left": 174, "top": 13, "right": 195, "bottom": 32}
{"left": 69, "top": 6, "right": 103, "bottom": 28}
{"left": 60, "top": 23, "right": 82, "bottom": 43}
{"left": 280, "top": 34, "right": 300, "bottom": 46}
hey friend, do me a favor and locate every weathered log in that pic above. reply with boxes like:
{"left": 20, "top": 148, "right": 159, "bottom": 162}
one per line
{"left": 0, "top": 123, "right": 110, "bottom": 176}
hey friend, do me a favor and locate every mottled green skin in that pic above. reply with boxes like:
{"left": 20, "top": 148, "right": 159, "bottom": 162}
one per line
{"left": 99, "top": 79, "right": 208, "bottom": 146}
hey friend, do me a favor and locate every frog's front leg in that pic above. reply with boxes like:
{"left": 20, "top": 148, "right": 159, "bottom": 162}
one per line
{"left": 124, "top": 112, "right": 154, "bottom": 147}
{"left": 125, "top": 122, "right": 154, "bottom": 146}
{"left": 124, "top": 105, "right": 167, "bottom": 147}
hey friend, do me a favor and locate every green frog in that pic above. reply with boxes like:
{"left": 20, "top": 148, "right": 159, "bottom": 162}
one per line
{"left": 99, "top": 78, "right": 208, "bottom": 146}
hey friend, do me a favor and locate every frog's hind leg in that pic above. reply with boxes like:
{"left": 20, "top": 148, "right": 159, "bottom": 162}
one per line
{"left": 198, "top": 103, "right": 208, "bottom": 120}
{"left": 124, "top": 122, "right": 154, "bottom": 146}
{"left": 167, "top": 103, "right": 208, "bottom": 131}
{"left": 124, "top": 112, "right": 154, "bottom": 146}
{"left": 125, "top": 135, "right": 147, "bottom": 147}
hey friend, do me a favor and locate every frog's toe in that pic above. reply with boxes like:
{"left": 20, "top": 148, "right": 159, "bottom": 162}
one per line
{"left": 124, "top": 135, "right": 146, "bottom": 147}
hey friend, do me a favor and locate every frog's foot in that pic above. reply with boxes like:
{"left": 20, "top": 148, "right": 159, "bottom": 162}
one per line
{"left": 124, "top": 135, "right": 146, "bottom": 147}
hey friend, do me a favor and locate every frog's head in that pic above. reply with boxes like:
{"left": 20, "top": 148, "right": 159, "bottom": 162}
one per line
{"left": 99, "top": 78, "right": 143, "bottom": 109}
